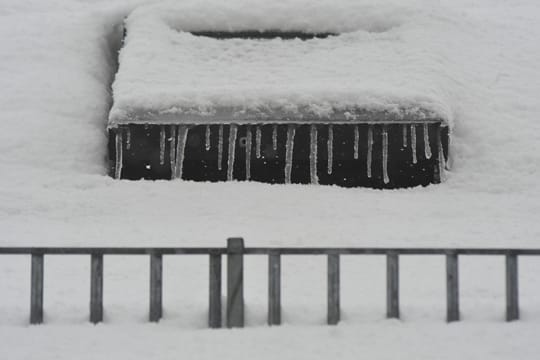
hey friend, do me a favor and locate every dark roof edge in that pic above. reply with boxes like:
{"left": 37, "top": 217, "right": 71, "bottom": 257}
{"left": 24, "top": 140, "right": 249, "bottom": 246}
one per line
{"left": 108, "top": 106, "right": 447, "bottom": 128}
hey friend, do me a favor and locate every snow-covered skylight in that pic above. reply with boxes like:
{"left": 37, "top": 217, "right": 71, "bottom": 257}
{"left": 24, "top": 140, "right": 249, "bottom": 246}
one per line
{"left": 109, "top": 0, "right": 455, "bottom": 127}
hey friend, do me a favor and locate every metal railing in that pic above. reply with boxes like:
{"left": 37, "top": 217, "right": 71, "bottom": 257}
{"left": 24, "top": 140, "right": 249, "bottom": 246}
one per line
{"left": 1, "top": 238, "right": 539, "bottom": 327}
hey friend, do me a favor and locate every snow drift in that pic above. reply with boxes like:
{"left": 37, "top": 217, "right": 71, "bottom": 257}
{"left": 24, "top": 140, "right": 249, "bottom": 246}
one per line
{"left": 109, "top": 0, "right": 458, "bottom": 127}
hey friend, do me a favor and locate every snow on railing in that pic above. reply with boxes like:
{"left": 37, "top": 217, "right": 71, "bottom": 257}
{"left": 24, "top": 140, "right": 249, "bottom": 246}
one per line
{"left": 1, "top": 239, "right": 536, "bottom": 327}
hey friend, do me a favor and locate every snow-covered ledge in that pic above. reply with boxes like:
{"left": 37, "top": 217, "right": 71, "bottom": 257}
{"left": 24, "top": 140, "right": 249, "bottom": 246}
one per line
{"left": 108, "top": 0, "right": 454, "bottom": 128}
{"left": 107, "top": 0, "right": 452, "bottom": 187}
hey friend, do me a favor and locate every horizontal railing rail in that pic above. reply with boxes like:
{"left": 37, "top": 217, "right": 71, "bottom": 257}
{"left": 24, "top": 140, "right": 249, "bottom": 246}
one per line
{"left": 2, "top": 247, "right": 539, "bottom": 255}
{"left": 0, "top": 238, "right": 537, "bottom": 327}
{"left": 0, "top": 247, "right": 225, "bottom": 255}
{"left": 244, "top": 248, "right": 540, "bottom": 255}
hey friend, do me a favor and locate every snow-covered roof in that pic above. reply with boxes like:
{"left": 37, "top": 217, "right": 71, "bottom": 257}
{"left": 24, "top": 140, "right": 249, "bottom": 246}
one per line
{"left": 108, "top": 0, "right": 455, "bottom": 128}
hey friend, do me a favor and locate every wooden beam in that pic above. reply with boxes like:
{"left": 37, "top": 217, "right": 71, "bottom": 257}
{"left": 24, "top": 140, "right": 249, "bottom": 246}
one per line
{"left": 3, "top": 247, "right": 540, "bottom": 256}
{"left": 327, "top": 254, "right": 340, "bottom": 325}
{"left": 268, "top": 252, "right": 281, "bottom": 325}
{"left": 226, "top": 238, "right": 244, "bottom": 328}
{"left": 90, "top": 254, "right": 103, "bottom": 324}
{"left": 30, "top": 254, "right": 44, "bottom": 325}
{"left": 386, "top": 252, "right": 400, "bottom": 319}
{"left": 446, "top": 253, "right": 459, "bottom": 322}
{"left": 149, "top": 253, "right": 162, "bottom": 322}
{"left": 506, "top": 253, "right": 519, "bottom": 321}
{"left": 209, "top": 252, "right": 222, "bottom": 328}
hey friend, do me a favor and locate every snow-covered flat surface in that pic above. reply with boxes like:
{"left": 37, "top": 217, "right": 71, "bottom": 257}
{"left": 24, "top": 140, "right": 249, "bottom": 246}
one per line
{"left": 2, "top": 322, "right": 540, "bottom": 360}
{"left": 110, "top": 0, "right": 456, "bottom": 125}
{"left": 1, "top": 0, "right": 540, "bottom": 359}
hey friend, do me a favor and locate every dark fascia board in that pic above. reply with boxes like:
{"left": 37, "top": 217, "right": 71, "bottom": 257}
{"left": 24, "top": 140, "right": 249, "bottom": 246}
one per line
{"left": 108, "top": 106, "right": 446, "bottom": 128}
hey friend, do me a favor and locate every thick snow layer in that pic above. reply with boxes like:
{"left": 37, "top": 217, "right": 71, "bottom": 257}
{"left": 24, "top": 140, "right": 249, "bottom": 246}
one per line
{"left": 109, "top": 0, "right": 460, "bottom": 126}
{"left": 2, "top": 323, "right": 540, "bottom": 360}
{"left": 1, "top": 0, "right": 540, "bottom": 358}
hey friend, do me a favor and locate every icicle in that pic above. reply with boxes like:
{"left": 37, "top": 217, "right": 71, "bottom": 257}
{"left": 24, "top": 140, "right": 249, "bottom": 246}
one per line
{"left": 445, "top": 133, "right": 451, "bottom": 171}
{"left": 310, "top": 125, "right": 319, "bottom": 184}
{"left": 227, "top": 124, "right": 238, "bottom": 181}
{"left": 382, "top": 126, "right": 389, "bottom": 184}
{"left": 159, "top": 126, "right": 166, "bottom": 165}
{"left": 205, "top": 125, "right": 211, "bottom": 151}
{"left": 173, "top": 125, "right": 189, "bottom": 179}
{"left": 327, "top": 125, "right": 333, "bottom": 175}
{"left": 402, "top": 124, "right": 407, "bottom": 148}
{"left": 245, "top": 126, "right": 252, "bottom": 180}
{"left": 284, "top": 125, "right": 296, "bottom": 184}
{"left": 114, "top": 130, "right": 123, "bottom": 179}
{"left": 353, "top": 125, "right": 359, "bottom": 160}
{"left": 437, "top": 126, "right": 445, "bottom": 180}
{"left": 444, "top": 131, "right": 451, "bottom": 171}
{"left": 367, "top": 125, "right": 373, "bottom": 178}
{"left": 169, "top": 125, "right": 177, "bottom": 177}
{"left": 423, "top": 123, "right": 432, "bottom": 159}
{"left": 218, "top": 125, "right": 224, "bottom": 171}
{"left": 255, "top": 126, "right": 262, "bottom": 159}
{"left": 126, "top": 128, "right": 131, "bottom": 150}
{"left": 272, "top": 124, "right": 278, "bottom": 151}
{"left": 411, "top": 124, "right": 417, "bottom": 164}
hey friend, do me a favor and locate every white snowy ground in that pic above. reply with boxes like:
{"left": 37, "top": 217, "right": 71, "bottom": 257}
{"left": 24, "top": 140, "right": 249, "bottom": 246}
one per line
{"left": 1, "top": 0, "right": 540, "bottom": 359}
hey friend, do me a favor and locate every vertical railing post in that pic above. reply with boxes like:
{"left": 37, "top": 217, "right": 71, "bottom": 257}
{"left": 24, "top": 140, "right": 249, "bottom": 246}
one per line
{"left": 386, "top": 252, "right": 400, "bottom": 319}
{"left": 506, "top": 253, "right": 519, "bottom": 321}
{"left": 327, "top": 253, "right": 340, "bottom": 325}
{"left": 209, "top": 251, "right": 222, "bottom": 328}
{"left": 30, "top": 253, "right": 44, "bottom": 325}
{"left": 268, "top": 251, "right": 281, "bottom": 325}
{"left": 446, "top": 252, "right": 459, "bottom": 322}
{"left": 226, "top": 238, "right": 244, "bottom": 328}
{"left": 149, "top": 253, "right": 163, "bottom": 322}
{"left": 90, "top": 253, "right": 104, "bottom": 324}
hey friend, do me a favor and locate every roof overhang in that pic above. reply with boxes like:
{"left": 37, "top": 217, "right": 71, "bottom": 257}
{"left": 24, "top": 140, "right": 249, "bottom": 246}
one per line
{"left": 108, "top": 106, "right": 446, "bottom": 128}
